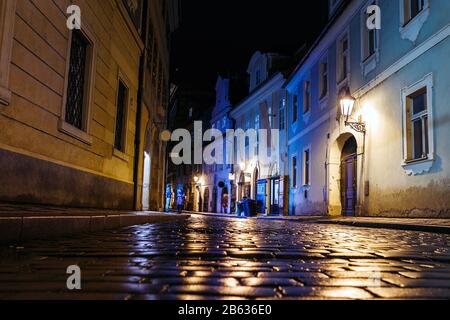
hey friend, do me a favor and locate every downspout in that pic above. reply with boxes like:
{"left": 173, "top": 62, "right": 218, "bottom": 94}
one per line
{"left": 133, "top": 0, "right": 149, "bottom": 211}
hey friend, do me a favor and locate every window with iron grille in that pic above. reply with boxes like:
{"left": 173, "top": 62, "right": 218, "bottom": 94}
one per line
{"left": 65, "top": 30, "right": 89, "bottom": 130}
{"left": 114, "top": 80, "right": 128, "bottom": 151}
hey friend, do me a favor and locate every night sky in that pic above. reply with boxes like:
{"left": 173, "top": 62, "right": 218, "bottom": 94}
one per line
{"left": 171, "top": 0, "right": 329, "bottom": 93}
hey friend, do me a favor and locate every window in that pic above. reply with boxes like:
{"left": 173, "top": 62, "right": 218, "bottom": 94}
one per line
{"left": 401, "top": 74, "right": 434, "bottom": 175}
{"left": 303, "top": 80, "right": 311, "bottom": 114}
{"left": 319, "top": 58, "right": 328, "bottom": 99}
{"left": 65, "top": 30, "right": 90, "bottom": 130}
{"left": 337, "top": 33, "right": 349, "bottom": 84}
{"left": 188, "top": 107, "right": 193, "bottom": 118}
{"left": 292, "top": 95, "right": 298, "bottom": 123}
{"left": 114, "top": 80, "right": 128, "bottom": 152}
{"left": 400, "top": 0, "right": 429, "bottom": 42}
{"left": 403, "top": 0, "right": 425, "bottom": 25}
{"left": 0, "top": 0, "right": 16, "bottom": 106}
{"left": 279, "top": 93, "right": 286, "bottom": 130}
{"left": 255, "top": 69, "right": 261, "bottom": 86}
{"left": 406, "top": 88, "right": 429, "bottom": 161}
{"left": 292, "top": 156, "right": 298, "bottom": 188}
{"left": 362, "top": 3, "right": 379, "bottom": 60}
{"left": 303, "top": 148, "right": 311, "bottom": 186}
{"left": 60, "top": 28, "right": 96, "bottom": 144}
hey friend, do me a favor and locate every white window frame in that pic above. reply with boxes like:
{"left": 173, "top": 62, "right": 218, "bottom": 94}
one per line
{"left": 401, "top": 73, "right": 434, "bottom": 176}
{"left": 361, "top": 0, "right": 380, "bottom": 77}
{"left": 59, "top": 25, "right": 97, "bottom": 145}
{"left": 336, "top": 29, "right": 350, "bottom": 86}
{"left": 319, "top": 53, "right": 329, "bottom": 104}
{"left": 302, "top": 146, "right": 311, "bottom": 187}
{"left": 399, "top": 0, "right": 430, "bottom": 42}
{"left": 0, "top": 0, "right": 16, "bottom": 106}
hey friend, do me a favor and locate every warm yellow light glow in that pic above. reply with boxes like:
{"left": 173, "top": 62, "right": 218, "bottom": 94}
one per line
{"left": 340, "top": 95, "right": 355, "bottom": 118}
{"left": 193, "top": 176, "right": 199, "bottom": 183}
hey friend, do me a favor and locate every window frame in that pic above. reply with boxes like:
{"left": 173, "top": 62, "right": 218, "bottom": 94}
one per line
{"left": 360, "top": 0, "right": 380, "bottom": 76}
{"left": 291, "top": 155, "right": 298, "bottom": 189}
{"left": 401, "top": 73, "right": 434, "bottom": 175}
{"left": 303, "top": 79, "right": 311, "bottom": 115}
{"left": 59, "top": 26, "right": 97, "bottom": 145}
{"left": 319, "top": 54, "right": 329, "bottom": 101}
{"left": 399, "top": 0, "right": 430, "bottom": 42}
{"left": 0, "top": 0, "right": 16, "bottom": 106}
{"left": 336, "top": 30, "right": 350, "bottom": 86}
{"left": 292, "top": 94, "right": 298, "bottom": 124}
{"left": 302, "top": 146, "right": 311, "bottom": 187}
{"left": 113, "top": 72, "right": 131, "bottom": 156}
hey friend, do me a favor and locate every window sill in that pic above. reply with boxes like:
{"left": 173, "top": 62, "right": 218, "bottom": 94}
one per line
{"left": 400, "top": 7, "right": 430, "bottom": 42}
{"left": 303, "top": 111, "right": 311, "bottom": 124}
{"left": 402, "top": 157, "right": 434, "bottom": 176}
{"left": 361, "top": 51, "right": 378, "bottom": 77}
{"left": 58, "top": 120, "right": 93, "bottom": 145}
{"left": 319, "top": 95, "right": 328, "bottom": 110}
{"left": 113, "top": 148, "right": 130, "bottom": 162}
{"left": 0, "top": 86, "right": 11, "bottom": 106}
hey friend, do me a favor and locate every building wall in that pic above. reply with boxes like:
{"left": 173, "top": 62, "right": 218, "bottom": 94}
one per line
{"left": 286, "top": 0, "right": 450, "bottom": 217}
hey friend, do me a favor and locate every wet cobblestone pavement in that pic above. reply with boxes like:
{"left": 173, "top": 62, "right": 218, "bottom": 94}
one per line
{"left": 2, "top": 215, "right": 450, "bottom": 300}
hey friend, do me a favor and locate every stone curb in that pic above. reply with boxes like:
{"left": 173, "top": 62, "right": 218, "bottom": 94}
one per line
{"left": 0, "top": 213, "right": 190, "bottom": 244}
{"left": 315, "top": 220, "right": 450, "bottom": 235}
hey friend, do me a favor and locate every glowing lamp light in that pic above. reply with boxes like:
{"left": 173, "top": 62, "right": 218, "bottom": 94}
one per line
{"left": 193, "top": 176, "right": 199, "bottom": 183}
{"left": 340, "top": 92, "right": 356, "bottom": 120}
{"left": 339, "top": 88, "right": 366, "bottom": 134}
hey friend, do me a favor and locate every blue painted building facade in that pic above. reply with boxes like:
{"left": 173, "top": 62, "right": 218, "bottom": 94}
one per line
{"left": 285, "top": 0, "right": 450, "bottom": 217}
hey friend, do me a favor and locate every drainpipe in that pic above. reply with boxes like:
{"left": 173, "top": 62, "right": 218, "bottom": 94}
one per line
{"left": 133, "top": 0, "right": 149, "bottom": 211}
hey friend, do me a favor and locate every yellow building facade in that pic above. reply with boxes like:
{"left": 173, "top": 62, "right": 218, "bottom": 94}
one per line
{"left": 0, "top": 0, "right": 178, "bottom": 210}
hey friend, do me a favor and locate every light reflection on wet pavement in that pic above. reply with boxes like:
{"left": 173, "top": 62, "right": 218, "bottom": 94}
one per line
{"left": 1, "top": 215, "right": 450, "bottom": 299}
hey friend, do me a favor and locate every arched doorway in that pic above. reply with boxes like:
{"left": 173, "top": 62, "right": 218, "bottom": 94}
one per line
{"left": 340, "top": 136, "right": 358, "bottom": 216}
{"left": 203, "top": 187, "right": 210, "bottom": 212}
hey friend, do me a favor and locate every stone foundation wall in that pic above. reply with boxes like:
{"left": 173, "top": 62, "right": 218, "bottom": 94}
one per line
{"left": 0, "top": 149, "right": 134, "bottom": 210}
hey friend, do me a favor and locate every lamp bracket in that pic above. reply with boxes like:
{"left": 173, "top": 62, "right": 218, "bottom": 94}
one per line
{"left": 345, "top": 121, "right": 366, "bottom": 133}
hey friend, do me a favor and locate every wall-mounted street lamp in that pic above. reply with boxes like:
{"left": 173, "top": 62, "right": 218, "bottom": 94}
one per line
{"left": 340, "top": 89, "right": 366, "bottom": 133}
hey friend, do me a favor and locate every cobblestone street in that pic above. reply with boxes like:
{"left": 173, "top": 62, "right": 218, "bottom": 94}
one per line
{"left": 1, "top": 215, "right": 450, "bottom": 300}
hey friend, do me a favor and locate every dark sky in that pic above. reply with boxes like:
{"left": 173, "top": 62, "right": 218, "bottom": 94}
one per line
{"left": 171, "top": 0, "right": 329, "bottom": 92}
